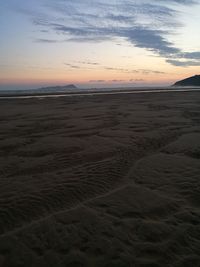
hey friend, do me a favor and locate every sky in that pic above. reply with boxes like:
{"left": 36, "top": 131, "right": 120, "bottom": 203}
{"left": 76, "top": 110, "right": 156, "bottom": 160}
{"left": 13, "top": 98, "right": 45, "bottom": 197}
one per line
{"left": 0, "top": 0, "right": 200, "bottom": 89}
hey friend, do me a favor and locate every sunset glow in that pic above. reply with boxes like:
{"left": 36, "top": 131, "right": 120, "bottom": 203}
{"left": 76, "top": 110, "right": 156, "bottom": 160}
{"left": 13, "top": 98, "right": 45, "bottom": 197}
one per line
{"left": 1, "top": 0, "right": 200, "bottom": 89}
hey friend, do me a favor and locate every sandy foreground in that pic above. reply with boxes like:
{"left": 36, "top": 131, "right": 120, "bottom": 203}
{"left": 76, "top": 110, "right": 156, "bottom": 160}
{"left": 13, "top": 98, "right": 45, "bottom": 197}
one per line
{"left": 0, "top": 91, "right": 200, "bottom": 267}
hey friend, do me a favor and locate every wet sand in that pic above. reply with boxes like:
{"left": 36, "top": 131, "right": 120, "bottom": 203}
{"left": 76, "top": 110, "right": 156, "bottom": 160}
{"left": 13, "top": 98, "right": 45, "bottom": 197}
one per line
{"left": 0, "top": 91, "right": 200, "bottom": 266}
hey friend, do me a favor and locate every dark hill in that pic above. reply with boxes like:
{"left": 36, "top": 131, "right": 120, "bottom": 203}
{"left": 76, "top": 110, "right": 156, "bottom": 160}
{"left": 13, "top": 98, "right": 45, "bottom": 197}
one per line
{"left": 0, "top": 84, "right": 78, "bottom": 97}
{"left": 38, "top": 84, "right": 77, "bottom": 91}
{"left": 173, "top": 75, "right": 200, "bottom": 86}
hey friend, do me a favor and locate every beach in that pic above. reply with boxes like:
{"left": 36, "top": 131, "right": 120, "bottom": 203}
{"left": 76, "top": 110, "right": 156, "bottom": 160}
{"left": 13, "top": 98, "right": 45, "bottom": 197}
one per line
{"left": 0, "top": 90, "right": 200, "bottom": 266}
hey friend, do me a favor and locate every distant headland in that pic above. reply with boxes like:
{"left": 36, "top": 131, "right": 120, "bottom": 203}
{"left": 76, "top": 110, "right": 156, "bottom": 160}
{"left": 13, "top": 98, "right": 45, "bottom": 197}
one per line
{"left": 173, "top": 75, "right": 200, "bottom": 87}
{"left": 0, "top": 84, "right": 78, "bottom": 96}
{"left": 37, "top": 84, "right": 77, "bottom": 92}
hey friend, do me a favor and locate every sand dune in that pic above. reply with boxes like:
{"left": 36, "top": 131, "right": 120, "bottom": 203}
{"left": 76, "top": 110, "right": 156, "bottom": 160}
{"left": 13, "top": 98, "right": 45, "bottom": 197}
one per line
{"left": 0, "top": 91, "right": 200, "bottom": 266}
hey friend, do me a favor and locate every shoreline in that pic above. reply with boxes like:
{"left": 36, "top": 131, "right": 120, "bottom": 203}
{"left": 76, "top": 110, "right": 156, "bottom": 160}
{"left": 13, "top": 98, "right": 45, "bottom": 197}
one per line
{"left": 0, "top": 87, "right": 200, "bottom": 99}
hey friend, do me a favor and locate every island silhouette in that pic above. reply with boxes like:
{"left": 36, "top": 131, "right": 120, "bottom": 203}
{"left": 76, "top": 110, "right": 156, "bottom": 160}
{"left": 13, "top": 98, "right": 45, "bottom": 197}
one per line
{"left": 173, "top": 75, "right": 200, "bottom": 86}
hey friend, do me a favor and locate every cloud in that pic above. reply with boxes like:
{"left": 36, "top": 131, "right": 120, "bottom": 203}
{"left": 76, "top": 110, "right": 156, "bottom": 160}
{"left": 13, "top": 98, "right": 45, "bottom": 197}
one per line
{"left": 64, "top": 61, "right": 100, "bottom": 70}
{"left": 40, "top": 23, "right": 180, "bottom": 58}
{"left": 166, "top": 59, "right": 200, "bottom": 67}
{"left": 105, "top": 14, "right": 135, "bottom": 24}
{"left": 183, "top": 52, "right": 200, "bottom": 60}
{"left": 89, "top": 80, "right": 106, "bottom": 83}
{"left": 103, "top": 66, "right": 166, "bottom": 74}
{"left": 64, "top": 63, "right": 80, "bottom": 69}
{"left": 35, "top": 38, "right": 60, "bottom": 43}
{"left": 14, "top": 0, "right": 200, "bottom": 67}
{"left": 139, "top": 69, "right": 166, "bottom": 74}
{"left": 64, "top": 61, "right": 166, "bottom": 74}
{"left": 158, "top": 0, "right": 197, "bottom": 4}
{"left": 122, "top": 28, "right": 180, "bottom": 56}
{"left": 89, "top": 79, "right": 145, "bottom": 83}
{"left": 111, "top": 79, "right": 125, "bottom": 82}
{"left": 77, "top": 61, "right": 100, "bottom": 65}
{"left": 103, "top": 67, "right": 138, "bottom": 73}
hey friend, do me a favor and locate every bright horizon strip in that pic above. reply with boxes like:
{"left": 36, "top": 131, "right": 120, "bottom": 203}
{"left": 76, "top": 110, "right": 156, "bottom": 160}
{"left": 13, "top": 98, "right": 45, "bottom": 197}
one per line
{"left": 0, "top": 0, "right": 200, "bottom": 90}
